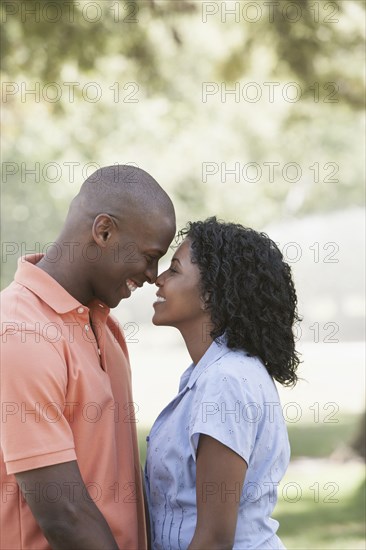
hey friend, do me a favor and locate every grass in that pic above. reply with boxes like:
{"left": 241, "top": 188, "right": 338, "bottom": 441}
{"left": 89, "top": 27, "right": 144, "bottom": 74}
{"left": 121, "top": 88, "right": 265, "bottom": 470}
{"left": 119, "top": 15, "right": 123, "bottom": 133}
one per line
{"left": 287, "top": 414, "right": 361, "bottom": 459}
{"left": 275, "top": 463, "right": 365, "bottom": 549}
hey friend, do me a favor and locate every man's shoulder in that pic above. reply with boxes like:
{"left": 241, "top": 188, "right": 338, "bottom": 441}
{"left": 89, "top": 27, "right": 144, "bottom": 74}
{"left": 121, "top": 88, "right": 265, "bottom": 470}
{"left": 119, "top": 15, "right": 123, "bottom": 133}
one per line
{"left": 1, "top": 281, "right": 53, "bottom": 333}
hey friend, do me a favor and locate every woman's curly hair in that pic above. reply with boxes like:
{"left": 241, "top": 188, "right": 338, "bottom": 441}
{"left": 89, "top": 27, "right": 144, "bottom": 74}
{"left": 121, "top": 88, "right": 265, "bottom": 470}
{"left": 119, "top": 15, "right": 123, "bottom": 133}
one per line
{"left": 178, "top": 217, "right": 301, "bottom": 386}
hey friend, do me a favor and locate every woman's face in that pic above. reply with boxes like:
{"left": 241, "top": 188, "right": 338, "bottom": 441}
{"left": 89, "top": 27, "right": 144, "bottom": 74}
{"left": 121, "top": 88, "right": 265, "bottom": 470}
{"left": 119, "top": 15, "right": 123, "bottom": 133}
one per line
{"left": 152, "top": 239, "right": 209, "bottom": 331}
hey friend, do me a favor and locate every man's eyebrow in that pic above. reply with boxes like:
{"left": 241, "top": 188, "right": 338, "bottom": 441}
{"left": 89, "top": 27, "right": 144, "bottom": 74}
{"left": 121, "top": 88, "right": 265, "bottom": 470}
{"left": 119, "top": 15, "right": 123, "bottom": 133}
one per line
{"left": 171, "top": 257, "right": 181, "bottom": 265}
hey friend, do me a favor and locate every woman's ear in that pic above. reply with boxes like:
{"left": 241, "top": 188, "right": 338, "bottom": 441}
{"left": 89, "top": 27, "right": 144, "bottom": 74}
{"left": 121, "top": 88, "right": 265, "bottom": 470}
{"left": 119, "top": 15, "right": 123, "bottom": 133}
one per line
{"left": 200, "top": 292, "right": 209, "bottom": 311}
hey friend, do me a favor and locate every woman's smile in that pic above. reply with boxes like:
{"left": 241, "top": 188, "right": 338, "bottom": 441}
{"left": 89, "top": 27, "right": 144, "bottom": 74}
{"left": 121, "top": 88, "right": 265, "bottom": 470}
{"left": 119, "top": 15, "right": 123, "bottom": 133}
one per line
{"left": 152, "top": 240, "right": 209, "bottom": 332}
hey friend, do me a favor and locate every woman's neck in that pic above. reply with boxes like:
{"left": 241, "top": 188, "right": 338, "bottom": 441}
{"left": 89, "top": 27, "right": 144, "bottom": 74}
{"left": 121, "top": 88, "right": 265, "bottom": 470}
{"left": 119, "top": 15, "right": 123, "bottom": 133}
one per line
{"left": 179, "top": 322, "right": 214, "bottom": 365}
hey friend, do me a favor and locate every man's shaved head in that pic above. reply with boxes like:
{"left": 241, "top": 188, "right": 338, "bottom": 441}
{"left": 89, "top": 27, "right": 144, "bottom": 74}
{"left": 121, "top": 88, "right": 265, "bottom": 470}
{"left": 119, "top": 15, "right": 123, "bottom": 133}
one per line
{"left": 67, "top": 165, "right": 175, "bottom": 230}
{"left": 39, "top": 164, "right": 176, "bottom": 307}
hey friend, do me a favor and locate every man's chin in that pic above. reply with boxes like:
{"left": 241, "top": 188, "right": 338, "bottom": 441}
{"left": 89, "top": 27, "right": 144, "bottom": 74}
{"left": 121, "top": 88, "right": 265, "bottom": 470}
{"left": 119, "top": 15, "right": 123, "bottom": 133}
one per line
{"left": 96, "top": 291, "right": 124, "bottom": 309}
{"left": 108, "top": 284, "right": 132, "bottom": 307}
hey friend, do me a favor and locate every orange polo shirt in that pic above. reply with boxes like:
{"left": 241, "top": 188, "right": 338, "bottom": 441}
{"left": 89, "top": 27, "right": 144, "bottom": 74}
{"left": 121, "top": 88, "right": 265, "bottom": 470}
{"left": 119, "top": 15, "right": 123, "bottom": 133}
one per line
{"left": 0, "top": 254, "right": 147, "bottom": 550}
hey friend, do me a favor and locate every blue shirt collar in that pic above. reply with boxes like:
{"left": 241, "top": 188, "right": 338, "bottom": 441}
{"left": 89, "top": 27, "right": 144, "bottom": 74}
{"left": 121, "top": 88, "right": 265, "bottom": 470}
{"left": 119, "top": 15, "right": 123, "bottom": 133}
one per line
{"left": 179, "top": 336, "right": 231, "bottom": 392}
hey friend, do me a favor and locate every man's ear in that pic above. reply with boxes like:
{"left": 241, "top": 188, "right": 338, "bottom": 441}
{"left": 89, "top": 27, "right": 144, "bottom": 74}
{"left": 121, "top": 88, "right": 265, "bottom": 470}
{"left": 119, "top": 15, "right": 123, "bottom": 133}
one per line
{"left": 92, "top": 214, "right": 116, "bottom": 247}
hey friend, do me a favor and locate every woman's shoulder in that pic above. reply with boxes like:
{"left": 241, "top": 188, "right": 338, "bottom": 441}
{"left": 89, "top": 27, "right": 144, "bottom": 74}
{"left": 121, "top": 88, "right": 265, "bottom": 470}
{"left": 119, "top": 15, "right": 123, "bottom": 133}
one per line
{"left": 215, "top": 346, "right": 267, "bottom": 377}
{"left": 195, "top": 345, "right": 277, "bottom": 400}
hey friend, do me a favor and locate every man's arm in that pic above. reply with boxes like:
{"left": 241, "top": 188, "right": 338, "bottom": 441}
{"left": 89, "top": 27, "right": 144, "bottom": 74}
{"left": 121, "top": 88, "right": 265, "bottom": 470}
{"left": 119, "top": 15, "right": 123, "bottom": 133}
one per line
{"left": 188, "top": 434, "right": 247, "bottom": 550}
{"left": 15, "top": 460, "right": 119, "bottom": 550}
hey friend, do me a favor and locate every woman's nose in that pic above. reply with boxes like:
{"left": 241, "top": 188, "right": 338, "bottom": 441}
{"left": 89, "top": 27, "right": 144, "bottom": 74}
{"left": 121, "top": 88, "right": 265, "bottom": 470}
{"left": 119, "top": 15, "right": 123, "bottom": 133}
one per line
{"left": 155, "top": 273, "right": 163, "bottom": 286}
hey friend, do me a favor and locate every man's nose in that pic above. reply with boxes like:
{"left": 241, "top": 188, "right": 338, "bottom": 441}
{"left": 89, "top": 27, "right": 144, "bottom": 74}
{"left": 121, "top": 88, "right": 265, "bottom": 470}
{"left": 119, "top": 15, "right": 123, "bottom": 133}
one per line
{"left": 145, "top": 264, "right": 159, "bottom": 284}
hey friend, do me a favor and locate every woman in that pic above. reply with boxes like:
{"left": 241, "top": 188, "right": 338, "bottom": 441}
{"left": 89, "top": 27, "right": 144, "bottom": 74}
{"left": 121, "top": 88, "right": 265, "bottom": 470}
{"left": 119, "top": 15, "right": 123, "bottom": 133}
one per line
{"left": 145, "top": 217, "right": 300, "bottom": 550}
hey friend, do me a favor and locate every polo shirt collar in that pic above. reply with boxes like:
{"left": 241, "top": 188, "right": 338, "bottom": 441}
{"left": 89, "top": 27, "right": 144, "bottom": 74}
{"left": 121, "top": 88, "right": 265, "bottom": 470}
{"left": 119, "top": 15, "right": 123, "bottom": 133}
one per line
{"left": 185, "top": 335, "right": 231, "bottom": 390}
{"left": 14, "top": 254, "right": 110, "bottom": 315}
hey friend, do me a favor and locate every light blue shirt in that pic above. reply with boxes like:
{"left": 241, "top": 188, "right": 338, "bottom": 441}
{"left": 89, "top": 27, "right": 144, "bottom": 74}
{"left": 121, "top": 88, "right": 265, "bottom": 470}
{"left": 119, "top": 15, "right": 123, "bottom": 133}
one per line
{"left": 145, "top": 338, "right": 289, "bottom": 550}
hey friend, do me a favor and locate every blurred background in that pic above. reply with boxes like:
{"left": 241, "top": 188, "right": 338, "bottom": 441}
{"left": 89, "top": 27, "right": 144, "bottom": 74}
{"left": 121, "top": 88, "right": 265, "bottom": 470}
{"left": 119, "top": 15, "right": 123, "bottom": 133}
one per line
{"left": 1, "top": 1, "right": 365, "bottom": 547}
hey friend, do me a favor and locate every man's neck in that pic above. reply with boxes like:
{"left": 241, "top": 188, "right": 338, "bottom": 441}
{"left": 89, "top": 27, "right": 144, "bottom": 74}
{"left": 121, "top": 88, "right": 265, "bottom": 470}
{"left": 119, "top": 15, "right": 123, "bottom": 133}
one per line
{"left": 36, "top": 244, "right": 93, "bottom": 306}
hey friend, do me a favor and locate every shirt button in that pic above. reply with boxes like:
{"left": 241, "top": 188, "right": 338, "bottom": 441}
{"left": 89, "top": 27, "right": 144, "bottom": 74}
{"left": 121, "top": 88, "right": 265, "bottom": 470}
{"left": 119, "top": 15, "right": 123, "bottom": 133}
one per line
{"left": 77, "top": 307, "right": 84, "bottom": 314}
{"left": 84, "top": 324, "right": 90, "bottom": 331}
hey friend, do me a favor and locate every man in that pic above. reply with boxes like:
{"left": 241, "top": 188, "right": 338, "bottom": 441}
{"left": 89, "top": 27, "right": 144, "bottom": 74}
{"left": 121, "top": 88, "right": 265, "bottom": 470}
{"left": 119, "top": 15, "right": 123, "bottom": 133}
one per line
{"left": 1, "top": 165, "right": 176, "bottom": 549}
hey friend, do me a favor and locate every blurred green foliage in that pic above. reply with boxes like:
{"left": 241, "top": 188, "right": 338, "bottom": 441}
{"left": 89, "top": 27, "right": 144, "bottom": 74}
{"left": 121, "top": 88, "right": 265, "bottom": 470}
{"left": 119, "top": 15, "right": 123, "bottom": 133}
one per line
{"left": 1, "top": 5, "right": 365, "bottom": 544}
{"left": 2, "top": 1, "right": 364, "bottom": 108}
{"left": 1, "top": 0, "right": 365, "bottom": 287}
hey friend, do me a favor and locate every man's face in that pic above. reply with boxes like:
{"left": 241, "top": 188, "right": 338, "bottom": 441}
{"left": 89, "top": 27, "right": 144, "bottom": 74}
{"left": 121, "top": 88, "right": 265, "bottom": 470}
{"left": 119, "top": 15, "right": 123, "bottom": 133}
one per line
{"left": 91, "top": 213, "right": 176, "bottom": 308}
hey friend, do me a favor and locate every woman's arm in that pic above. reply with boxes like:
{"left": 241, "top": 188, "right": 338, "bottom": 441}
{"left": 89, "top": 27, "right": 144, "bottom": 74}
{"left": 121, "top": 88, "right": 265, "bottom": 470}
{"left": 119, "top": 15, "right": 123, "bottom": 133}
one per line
{"left": 188, "top": 434, "right": 247, "bottom": 550}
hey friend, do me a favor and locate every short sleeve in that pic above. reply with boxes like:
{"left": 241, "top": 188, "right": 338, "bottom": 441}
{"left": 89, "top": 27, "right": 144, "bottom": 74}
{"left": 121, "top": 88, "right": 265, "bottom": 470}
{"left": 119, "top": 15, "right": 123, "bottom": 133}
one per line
{"left": 1, "top": 331, "right": 76, "bottom": 474}
{"left": 189, "top": 366, "right": 259, "bottom": 465}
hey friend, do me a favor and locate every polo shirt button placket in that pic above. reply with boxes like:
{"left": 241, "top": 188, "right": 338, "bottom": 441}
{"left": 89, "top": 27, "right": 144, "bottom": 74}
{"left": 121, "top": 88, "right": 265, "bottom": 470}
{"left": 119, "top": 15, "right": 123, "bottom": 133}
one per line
{"left": 75, "top": 307, "right": 101, "bottom": 366}
{"left": 83, "top": 323, "right": 100, "bottom": 360}
{"left": 86, "top": 311, "right": 105, "bottom": 369}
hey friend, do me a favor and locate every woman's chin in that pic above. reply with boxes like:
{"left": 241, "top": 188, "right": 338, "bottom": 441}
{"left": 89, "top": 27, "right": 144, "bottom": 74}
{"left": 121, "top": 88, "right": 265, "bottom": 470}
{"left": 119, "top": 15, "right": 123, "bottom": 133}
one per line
{"left": 152, "top": 314, "right": 163, "bottom": 326}
{"left": 152, "top": 314, "right": 172, "bottom": 327}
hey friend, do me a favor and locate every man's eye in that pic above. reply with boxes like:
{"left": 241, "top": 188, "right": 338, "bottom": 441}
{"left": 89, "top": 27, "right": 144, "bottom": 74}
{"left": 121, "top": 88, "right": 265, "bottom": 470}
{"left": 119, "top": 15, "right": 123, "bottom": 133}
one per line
{"left": 168, "top": 266, "right": 177, "bottom": 273}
